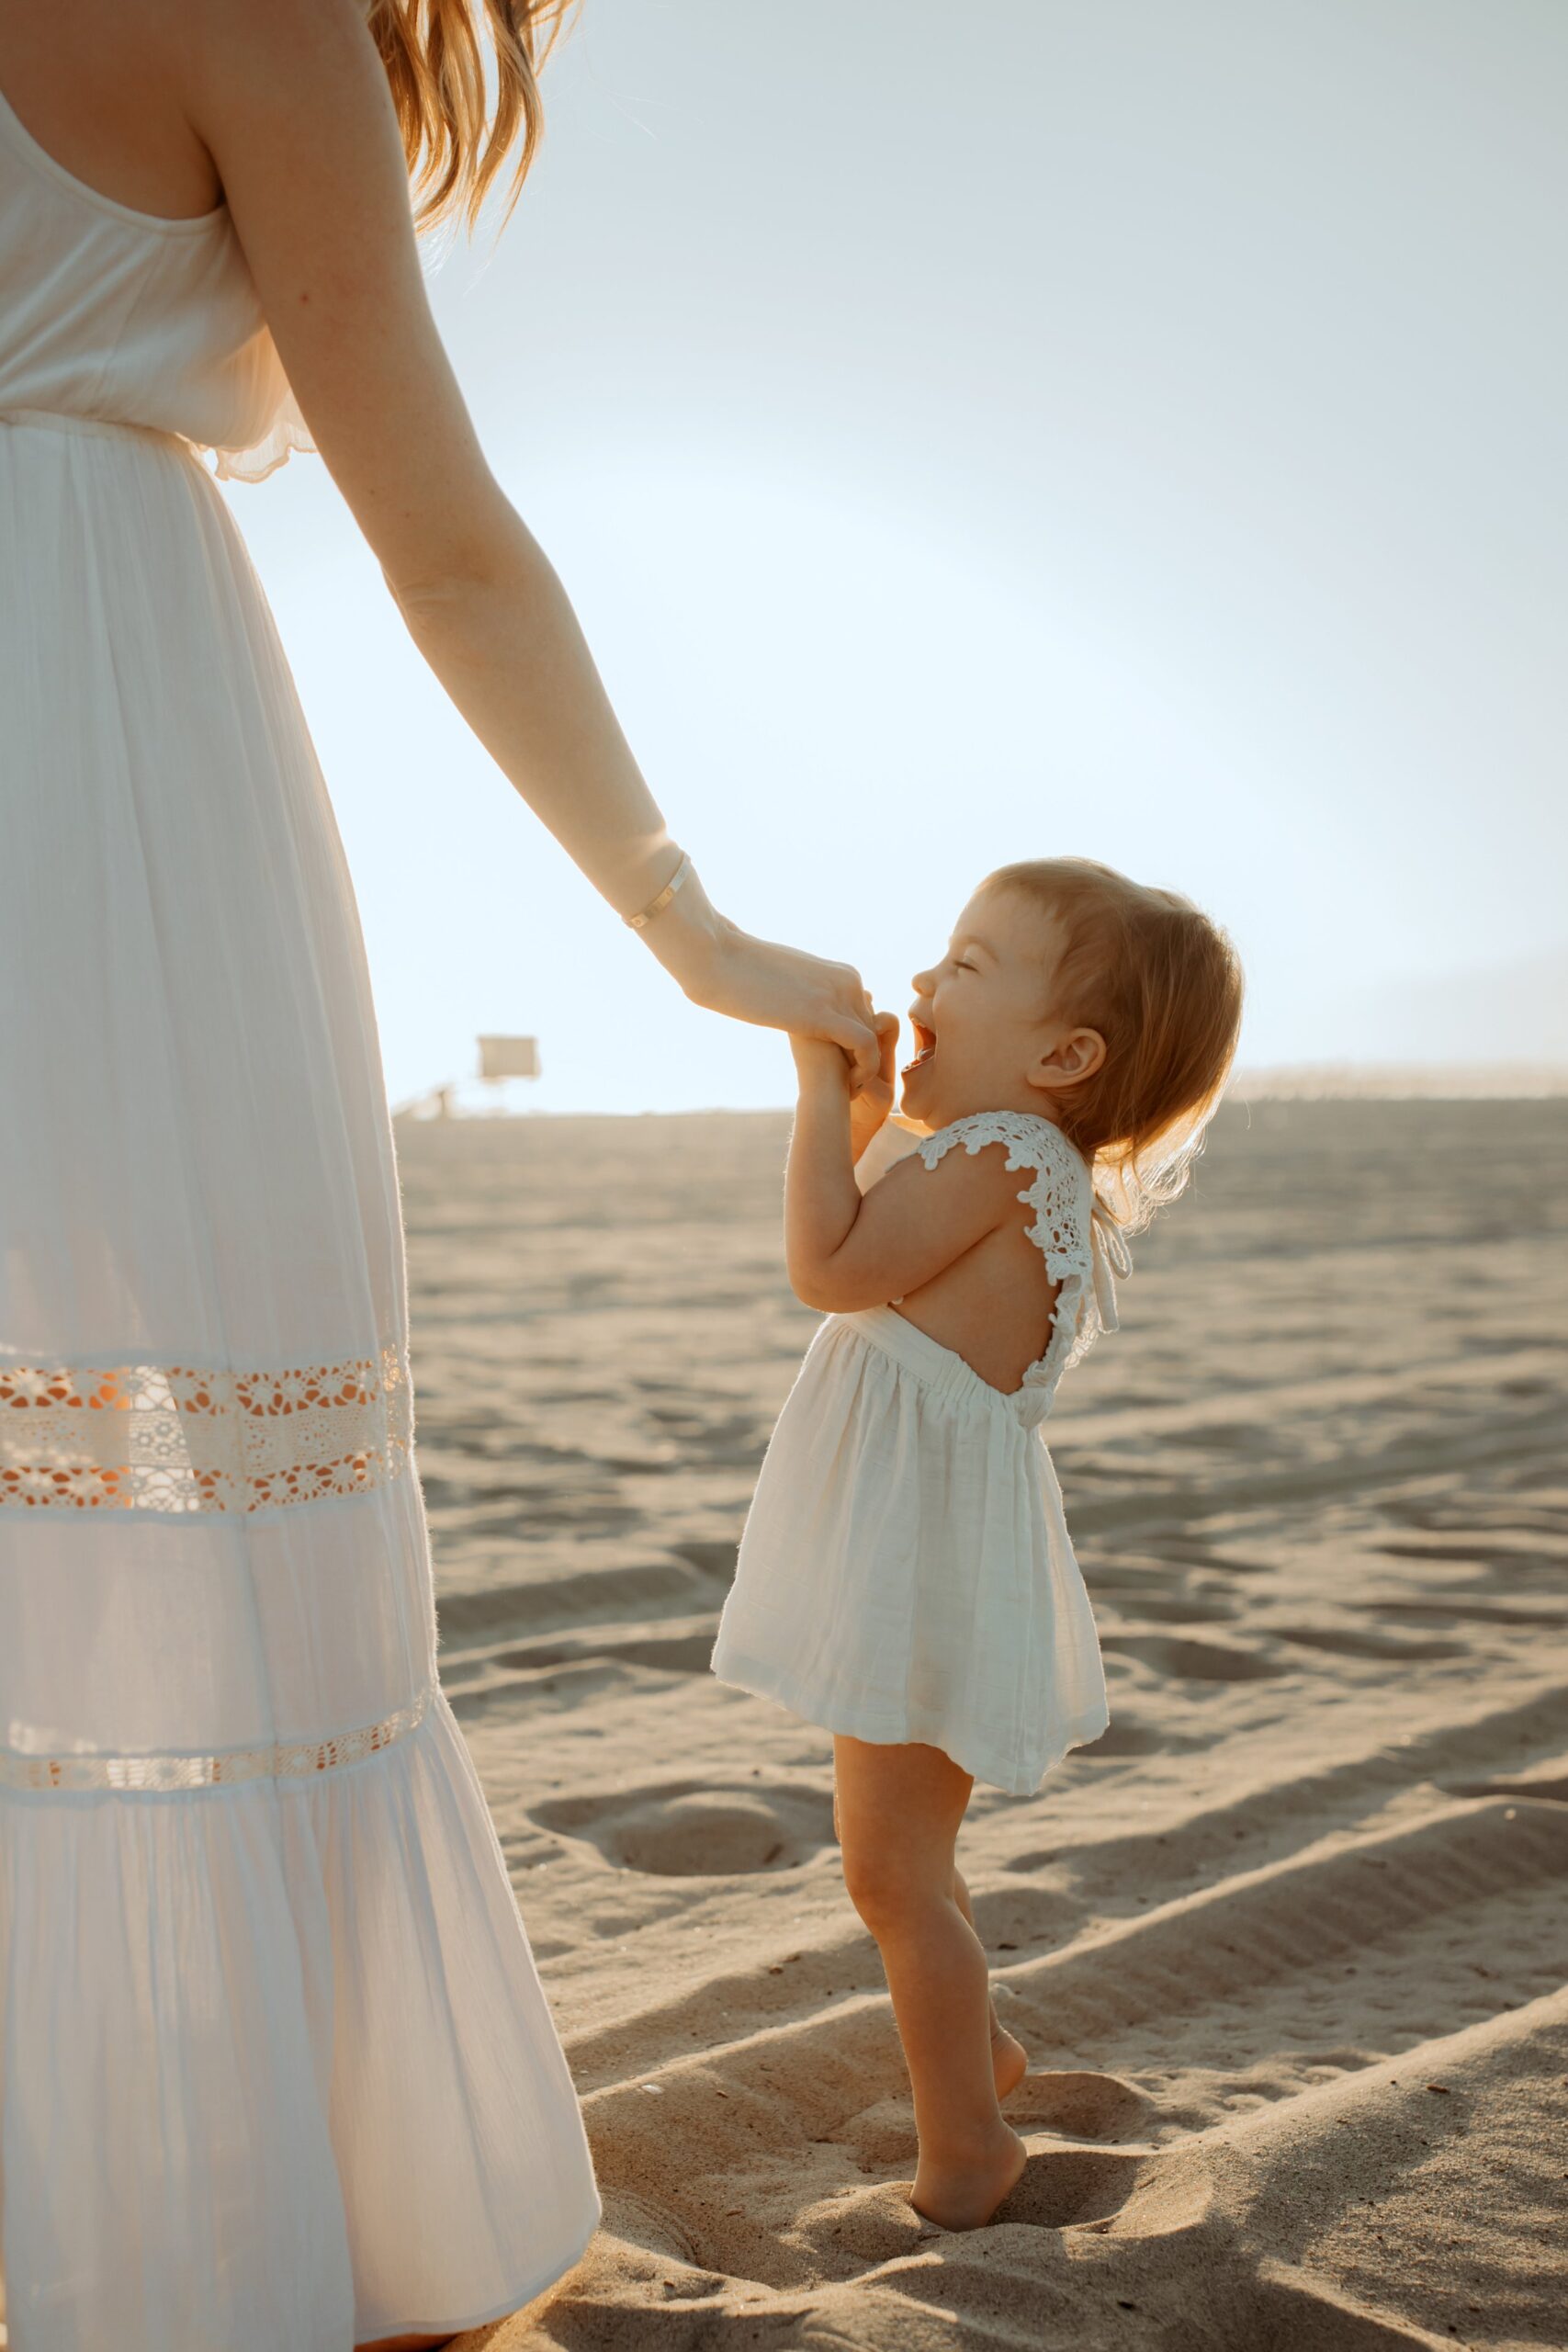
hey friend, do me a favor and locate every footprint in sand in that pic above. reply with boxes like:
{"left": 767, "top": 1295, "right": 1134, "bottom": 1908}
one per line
{"left": 994, "top": 2145, "right": 1150, "bottom": 2230}
{"left": 1003, "top": 2069, "right": 1155, "bottom": 2142}
{"left": 531, "top": 1778, "right": 837, "bottom": 1875}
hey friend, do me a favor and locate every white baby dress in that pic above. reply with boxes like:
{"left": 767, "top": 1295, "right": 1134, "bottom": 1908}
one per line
{"left": 712, "top": 1111, "right": 1127, "bottom": 1795}
{"left": 0, "top": 79, "right": 597, "bottom": 2352}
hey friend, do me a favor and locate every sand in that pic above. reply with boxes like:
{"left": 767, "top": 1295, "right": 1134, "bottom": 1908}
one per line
{"left": 389, "top": 1098, "right": 1568, "bottom": 2352}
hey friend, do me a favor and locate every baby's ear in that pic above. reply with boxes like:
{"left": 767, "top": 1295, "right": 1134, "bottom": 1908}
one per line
{"left": 1032, "top": 1027, "right": 1107, "bottom": 1093}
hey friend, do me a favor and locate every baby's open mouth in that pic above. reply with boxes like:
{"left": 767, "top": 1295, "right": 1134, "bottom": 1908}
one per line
{"left": 902, "top": 1019, "right": 937, "bottom": 1078}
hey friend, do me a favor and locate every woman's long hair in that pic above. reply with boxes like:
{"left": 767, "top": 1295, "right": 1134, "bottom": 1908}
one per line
{"left": 365, "top": 0, "right": 577, "bottom": 232}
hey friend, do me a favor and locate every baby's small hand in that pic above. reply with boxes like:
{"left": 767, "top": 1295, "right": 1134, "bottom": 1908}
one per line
{"left": 790, "top": 1011, "right": 900, "bottom": 1154}
{"left": 849, "top": 1012, "right": 900, "bottom": 1160}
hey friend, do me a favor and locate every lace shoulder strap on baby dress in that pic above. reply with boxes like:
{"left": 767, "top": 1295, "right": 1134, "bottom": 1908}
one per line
{"left": 915, "top": 1112, "right": 1131, "bottom": 1371}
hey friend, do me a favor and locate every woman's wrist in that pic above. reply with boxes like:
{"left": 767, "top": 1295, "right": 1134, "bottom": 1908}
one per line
{"left": 631, "top": 859, "right": 729, "bottom": 1001}
{"left": 605, "top": 832, "right": 687, "bottom": 922}
{"left": 621, "top": 848, "right": 694, "bottom": 932}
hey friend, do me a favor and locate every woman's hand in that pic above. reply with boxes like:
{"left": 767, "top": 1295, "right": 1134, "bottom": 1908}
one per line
{"left": 644, "top": 868, "right": 886, "bottom": 1090}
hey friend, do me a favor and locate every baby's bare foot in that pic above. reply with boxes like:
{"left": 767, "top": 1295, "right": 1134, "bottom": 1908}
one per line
{"left": 991, "top": 2022, "right": 1028, "bottom": 2102}
{"left": 910, "top": 2125, "right": 1028, "bottom": 2232}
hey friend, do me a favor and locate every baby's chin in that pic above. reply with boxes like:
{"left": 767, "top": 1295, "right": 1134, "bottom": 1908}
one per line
{"left": 897, "top": 1065, "right": 943, "bottom": 1124}
{"left": 900, "top": 1034, "right": 990, "bottom": 1129}
{"left": 898, "top": 1060, "right": 1018, "bottom": 1129}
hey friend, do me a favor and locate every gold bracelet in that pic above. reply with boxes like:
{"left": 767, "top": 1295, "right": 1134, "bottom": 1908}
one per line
{"left": 623, "top": 849, "right": 693, "bottom": 931}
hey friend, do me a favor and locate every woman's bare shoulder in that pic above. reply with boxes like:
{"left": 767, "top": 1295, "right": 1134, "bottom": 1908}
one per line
{"left": 0, "top": 0, "right": 227, "bottom": 219}
{"left": 187, "top": 0, "right": 423, "bottom": 305}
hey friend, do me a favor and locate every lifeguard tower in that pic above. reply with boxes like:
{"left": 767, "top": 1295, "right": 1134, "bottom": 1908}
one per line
{"left": 397, "top": 1035, "right": 541, "bottom": 1121}
{"left": 477, "top": 1035, "right": 541, "bottom": 1088}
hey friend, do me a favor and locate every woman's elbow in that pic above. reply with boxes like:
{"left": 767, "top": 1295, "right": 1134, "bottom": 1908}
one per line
{"left": 385, "top": 536, "right": 504, "bottom": 628}
{"left": 381, "top": 481, "right": 539, "bottom": 624}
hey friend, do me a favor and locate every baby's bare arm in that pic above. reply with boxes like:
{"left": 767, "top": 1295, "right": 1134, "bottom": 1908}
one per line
{"left": 785, "top": 1046, "right": 1010, "bottom": 1312}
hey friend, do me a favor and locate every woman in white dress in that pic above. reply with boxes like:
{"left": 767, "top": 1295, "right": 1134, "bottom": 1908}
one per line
{"left": 0, "top": 1, "right": 884, "bottom": 2346}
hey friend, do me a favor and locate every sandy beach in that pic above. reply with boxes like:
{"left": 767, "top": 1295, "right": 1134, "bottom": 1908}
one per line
{"left": 394, "top": 1098, "right": 1568, "bottom": 2352}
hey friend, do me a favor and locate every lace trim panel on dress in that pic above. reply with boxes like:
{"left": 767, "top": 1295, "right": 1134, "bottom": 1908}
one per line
{"left": 0, "top": 1684, "right": 433, "bottom": 1792}
{"left": 0, "top": 1344, "right": 412, "bottom": 1513}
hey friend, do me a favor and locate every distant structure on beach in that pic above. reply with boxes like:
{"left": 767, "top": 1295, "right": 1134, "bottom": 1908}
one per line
{"left": 394, "top": 1035, "right": 541, "bottom": 1121}
{"left": 478, "top": 1035, "right": 541, "bottom": 1083}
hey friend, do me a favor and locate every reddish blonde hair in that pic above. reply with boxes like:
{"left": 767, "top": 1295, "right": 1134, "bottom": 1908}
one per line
{"left": 365, "top": 0, "right": 577, "bottom": 232}
{"left": 987, "top": 858, "right": 1245, "bottom": 1233}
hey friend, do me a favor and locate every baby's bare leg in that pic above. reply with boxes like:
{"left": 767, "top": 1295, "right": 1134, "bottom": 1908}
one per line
{"left": 951, "top": 1866, "right": 1029, "bottom": 2101}
{"left": 834, "top": 1736, "right": 1025, "bottom": 2230}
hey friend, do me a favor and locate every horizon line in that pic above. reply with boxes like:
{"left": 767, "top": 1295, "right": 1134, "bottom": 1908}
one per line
{"left": 391, "top": 1058, "right": 1568, "bottom": 1123}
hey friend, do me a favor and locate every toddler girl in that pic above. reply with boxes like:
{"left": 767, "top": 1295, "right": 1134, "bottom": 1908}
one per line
{"left": 711, "top": 856, "right": 1244, "bottom": 2231}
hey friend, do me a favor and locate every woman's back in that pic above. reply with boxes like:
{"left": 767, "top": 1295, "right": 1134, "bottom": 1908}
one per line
{"left": 0, "top": 56, "right": 310, "bottom": 474}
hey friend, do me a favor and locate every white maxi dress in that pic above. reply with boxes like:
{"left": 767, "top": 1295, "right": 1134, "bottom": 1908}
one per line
{"left": 0, "top": 85, "right": 598, "bottom": 2352}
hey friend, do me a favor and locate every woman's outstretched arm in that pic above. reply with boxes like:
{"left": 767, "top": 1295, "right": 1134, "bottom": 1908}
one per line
{"left": 186, "top": 0, "right": 880, "bottom": 1076}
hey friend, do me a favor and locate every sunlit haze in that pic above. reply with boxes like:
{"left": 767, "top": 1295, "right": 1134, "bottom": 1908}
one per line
{"left": 230, "top": 0, "right": 1568, "bottom": 1114}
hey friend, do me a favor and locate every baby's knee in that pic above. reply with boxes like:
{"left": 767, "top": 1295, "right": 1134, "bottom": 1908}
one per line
{"left": 840, "top": 1844, "right": 932, "bottom": 1936}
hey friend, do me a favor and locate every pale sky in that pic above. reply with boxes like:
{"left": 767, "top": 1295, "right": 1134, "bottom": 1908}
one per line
{"left": 231, "top": 0, "right": 1568, "bottom": 1114}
